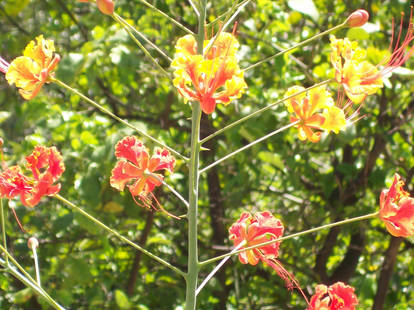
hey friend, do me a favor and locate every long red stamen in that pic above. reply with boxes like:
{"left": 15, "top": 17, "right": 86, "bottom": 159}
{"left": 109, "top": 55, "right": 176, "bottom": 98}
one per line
{"left": 0, "top": 56, "right": 9, "bottom": 74}
{"left": 11, "top": 207, "right": 26, "bottom": 233}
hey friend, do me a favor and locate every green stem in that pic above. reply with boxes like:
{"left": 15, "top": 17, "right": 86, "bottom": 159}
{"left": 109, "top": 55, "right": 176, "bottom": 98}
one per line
{"left": 51, "top": 77, "right": 189, "bottom": 162}
{"left": 113, "top": 13, "right": 172, "bottom": 62}
{"left": 0, "top": 199, "right": 8, "bottom": 266}
{"left": 200, "top": 121, "right": 298, "bottom": 174}
{"left": 244, "top": 22, "right": 346, "bottom": 72}
{"left": 137, "top": 0, "right": 195, "bottom": 35}
{"left": 54, "top": 194, "right": 186, "bottom": 278}
{"left": 148, "top": 174, "right": 189, "bottom": 208}
{"left": 185, "top": 1, "right": 206, "bottom": 308}
{"left": 112, "top": 14, "right": 171, "bottom": 77}
{"left": 0, "top": 245, "right": 65, "bottom": 310}
{"left": 200, "top": 79, "right": 332, "bottom": 144}
{"left": 200, "top": 211, "right": 379, "bottom": 266}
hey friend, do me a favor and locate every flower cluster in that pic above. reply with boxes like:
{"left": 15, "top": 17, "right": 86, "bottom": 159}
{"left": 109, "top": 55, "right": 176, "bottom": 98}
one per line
{"left": 229, "top": 211, "right": 305, "bottom": 298}
{"left": 5, "top": 36, "right": 60, "bottom": 100}
{"left": 379, "top": 173, "right": 414, "bottom": 237}
{"left": 110, "top": 136, "right": 177, "bottom": 217}
{"left": 0, "top": 146, "right": 65, "bottom": 207}
{"left": 307, "top": 282, "right": 358, "bottom": 310}
{"left": 171, "top": 32, "right": 247, "bottom": 114}
{"left": 284, "top": 85, "right": 349, "bottom": 143}
{"left": 78, "top": 0, "right": 115, "bottom": 15}
{"left": 331, "top": 8, "right": 414, "bottom": 103}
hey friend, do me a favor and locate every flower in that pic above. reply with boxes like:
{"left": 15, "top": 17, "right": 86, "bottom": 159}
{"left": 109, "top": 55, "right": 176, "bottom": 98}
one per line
{"left": 78, "top": 0, "right": 114, "bottom": 15}
{"left": 110, "top": 136, "right": 178, "bottom": 217}
{"left": 171, "top": 32, "right": 247, "bottom": 114}
{"left": 5, "top": 35, "right": 60, "bottom": 100}
{"left": 379, "top": 173, "right": 414, "bottom": 237}
{"left": 346, "top": 9, "right": 369, "bottom": 28}
{"left": 284, "top": 85, "right": 353, "bottom": 142}
{"left": 0, "top": 146, "right": 65, "bottom": 207}
{"left": 229, "top": 211, "right": 307, "bottom": 300}
{"left": 307, "top": 282, "right": 358, "bottom": 310}
{"left": 331, "top": 7, "right": 414, "bottom": 103}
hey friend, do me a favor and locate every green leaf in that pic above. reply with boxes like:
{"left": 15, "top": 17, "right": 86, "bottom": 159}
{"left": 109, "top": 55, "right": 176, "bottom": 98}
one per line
{"left": 114, "top": 290, "right": 131, "bottom": 309}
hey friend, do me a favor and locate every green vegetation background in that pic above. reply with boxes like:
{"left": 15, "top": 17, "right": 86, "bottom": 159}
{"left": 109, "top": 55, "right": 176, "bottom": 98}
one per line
{"left": 0, "top": 0, "right": 413, "bottom": 309}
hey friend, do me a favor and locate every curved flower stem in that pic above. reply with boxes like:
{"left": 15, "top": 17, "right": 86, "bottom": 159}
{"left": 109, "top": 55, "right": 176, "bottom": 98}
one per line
{"left": 0, "top": 199, "right": 8, "bottom": 266}
{"left": 113, "top": 13, "right": 172, "bottom": 62}
{"left": 200, "top": 79, "right": 332, "bottom": 145}
{"left": 137, "top": 0, "right": 195, "bottom": 35}
{"left": 187, "top": 0, "right": 200, "bottom": 17}
{"left": 185, "top": 1, "right": 207, "bottom": 308}
{"left": 196, "top": 241, "right": 245, "bottom": 296}
{"left": 199, "top": 121, "right": 299, "bottom": 174}
{"left": 200, "top": 211, "right": 379, "bottom": 266}
{"left": 208, "top": 0, "right": 250, "bottom": 27}
{"left": 51, "top": 78, "right": 189, "bottom": 162}
{"left": 0, "top": 245, "right": 65, "bottom": 310}
{"left": 244, "top": 22, "right": 347, "bottom": 72}
{"left": 31, "top": 245, "right": 41, "bottom": 286}
{"left": 54, "top": 194, "right": 186, "bottom": 278}
{"left": 112, "top": 14, "right": 171, "bottom": 77}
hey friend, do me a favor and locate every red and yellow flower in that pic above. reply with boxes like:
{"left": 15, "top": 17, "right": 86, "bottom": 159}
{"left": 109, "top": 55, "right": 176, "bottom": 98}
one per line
{"left": 110, "top": 136, "right": 177, "bottom": 217}
{"left": 0, "top": 146, "right": 65, "bottom": 207}
{"left": 379, "top": 173, "right": 414, "bottom": 237}
{"left": 229, "top": 211, "right": 306, "bottom": 300}
{"left": 307, "top": 282, "right": 358, "bottom": 310}
{"left": 331, "top": 8, "right": 414, "bottom": 104}
{"left": 171, "top": 32, "right": 247, "bottom": 114}
{"left": 284, "top": 85, "right": 348, "bottom": 142}
{"left": 5, "top": 35, "right": 60, "bottom": 100}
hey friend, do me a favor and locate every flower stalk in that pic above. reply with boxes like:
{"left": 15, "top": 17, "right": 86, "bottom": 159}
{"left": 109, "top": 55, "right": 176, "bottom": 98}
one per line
{"left": 0, "top": 199, "right": 8, "bottom": 266}
{"left": 200, "top": 121, "right": 299, "bottom": 174}
{"left": 200, "top": 211, "right": 379, "bottom": 266}
{"left": 54, "top": 194, "right": 186, "bottom": 277}
{"left": 185, "top": 1, "right": 207, "bottom": 308}
{"left": 51, "top": 77, "right": 188, "bottom": 161}
{"left": 0, "top": 245, "right": 65, "bottom": 310}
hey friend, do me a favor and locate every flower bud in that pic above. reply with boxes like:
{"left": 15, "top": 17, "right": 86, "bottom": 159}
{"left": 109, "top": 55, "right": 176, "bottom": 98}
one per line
{"left": 96, "top": 0, "right": 114, "bottom": 15}
{"left": 27, "top": 237, "right": 39, "bottom": 250}
{"left": 346, "top": 9, "right": 369, "bottom": 27}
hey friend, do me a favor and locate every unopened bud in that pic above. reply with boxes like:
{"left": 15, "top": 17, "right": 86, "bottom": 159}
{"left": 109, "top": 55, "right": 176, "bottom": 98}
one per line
{"left": 97, "top": 0, "right": 114, "bottom": 15}
{"left": 346, "top": 9, "right": 369, "bottom": 27}
{"left": 27, "top": 237, "right": 39, "bottom": 250}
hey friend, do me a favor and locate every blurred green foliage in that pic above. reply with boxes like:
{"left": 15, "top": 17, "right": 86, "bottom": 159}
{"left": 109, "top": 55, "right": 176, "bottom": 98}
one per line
{"left": 1, "top": 0, "right": 414, "bottom": 309}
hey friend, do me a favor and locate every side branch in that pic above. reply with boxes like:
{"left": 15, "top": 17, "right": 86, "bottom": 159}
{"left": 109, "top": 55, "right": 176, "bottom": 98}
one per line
{"left": 137, "top": 0, "right": 194, "bottom": 35}
{"left": 0, "top": 246, "right": 65, "bottom": 310}
{"left": 199, "top": 121, "right": 299, "bottom": 174}
{"left": 51, "top": 78, "right": 189, "bottom": 161}
{"left": 199, "top": 211, "right": 379, "bottom": 266}
{"left": 54, "top": 194, "right": 186, "bottom": 278}
{"left": 244, "top": 23, "right": 346, "bottom": 72}
{"left": 199, "top": 79, "right": 332, "bottom": 144}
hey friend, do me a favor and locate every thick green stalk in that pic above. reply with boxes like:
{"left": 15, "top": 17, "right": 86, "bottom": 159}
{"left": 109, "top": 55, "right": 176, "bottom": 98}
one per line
{"left": 0, "top": 245, "right": 65, "bottom": 310}
{"left": 200, "top": 79, "right": 332, "bottom": 144}
{"left": 185, "top": 1, "right": 206, "bottom": 308}
{"left": 200, "top": 211, "right": 379, "bottom": 266}
{"left": 0, "top": 199, "right": 7, "bottom": 266}
{"left": 244, "top": 23, "right": 347, "bottom": 72}
{"left": 199, "top": 121, "right": 298, "bottom": 174}
{"left": 54, "top": 194, "right": 186, "bottom": 278}
{"left": 51, "top": 78, "right": 188, "bottom": 162}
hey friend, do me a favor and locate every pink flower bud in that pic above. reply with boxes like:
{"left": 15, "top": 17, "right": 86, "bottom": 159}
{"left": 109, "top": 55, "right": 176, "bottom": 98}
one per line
{"left": 346, "top": 9, "right": 369, "bottom": 27}
{"left": 96, "top": 0, "right": 114, "bottom": 15}
{"left": 27, "top": 237, "right": 39, "bottom": 250}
